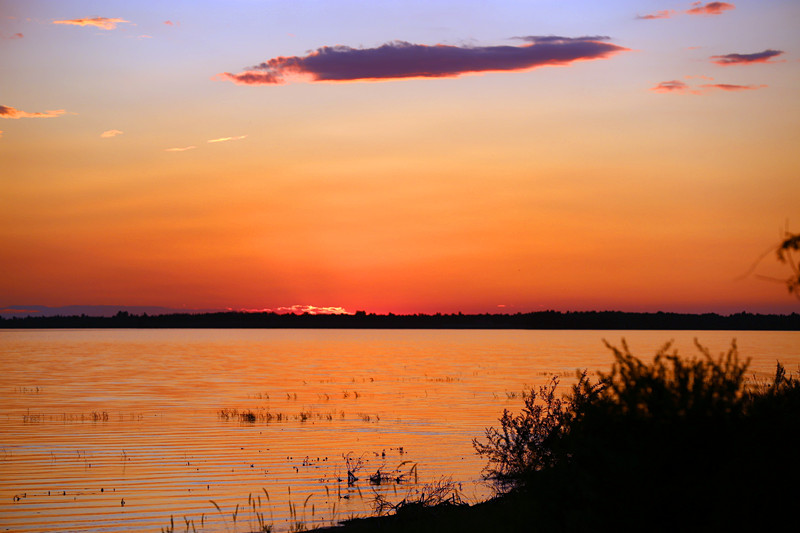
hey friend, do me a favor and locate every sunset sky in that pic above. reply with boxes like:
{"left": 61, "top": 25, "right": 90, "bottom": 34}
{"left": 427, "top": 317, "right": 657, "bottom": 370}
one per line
{"left": 2, "top": 1, "right": 799, "bottom": 315}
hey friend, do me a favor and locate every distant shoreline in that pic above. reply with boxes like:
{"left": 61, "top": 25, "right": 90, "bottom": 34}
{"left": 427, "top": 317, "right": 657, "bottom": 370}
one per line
{"left": 1, "top": 310, "right": 798, "bottom": 330}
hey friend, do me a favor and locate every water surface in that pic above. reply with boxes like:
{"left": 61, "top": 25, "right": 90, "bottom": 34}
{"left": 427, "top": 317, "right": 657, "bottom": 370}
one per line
{"left": 1, "top": 329, "right": 797, "bottom": 531}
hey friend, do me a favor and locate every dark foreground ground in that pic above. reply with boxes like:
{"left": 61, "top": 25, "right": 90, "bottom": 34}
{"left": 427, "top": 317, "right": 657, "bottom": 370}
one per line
{"left": 314, "top": 494, "right": 530, "bottom": 533}
{"left": 314, "top": 485, "right": 795, "bottom": 533}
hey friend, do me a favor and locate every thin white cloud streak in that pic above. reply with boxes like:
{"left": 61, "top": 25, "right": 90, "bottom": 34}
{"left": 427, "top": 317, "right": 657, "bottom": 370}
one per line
{"left": 207, "top": 135, "right": 248, "bottom": 143}
{"left": 101, "top": 129, "right": 123, "bottom": 138}
{"left": 164, "top": 146, "right": 196, "bottom": 152}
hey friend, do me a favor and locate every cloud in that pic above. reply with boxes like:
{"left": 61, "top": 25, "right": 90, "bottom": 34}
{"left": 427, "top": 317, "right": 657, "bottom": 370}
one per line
{"left": 650, "top": 80, "right": 691, "bottom": 93}
{"left": 216, "top": 35, "right": 629, "bottom": 85}
{"left": 101, "top": 129, "right": 123, "bottom": 138}
{"left": 243, "top": 305, "right": 350, "bottom": 315}
{"left": 700, "top": 83, "right": 766, "bottom": 91}
{"left": 651, "top": 80, "right": 766, "bottom": 94}
{"left": 686, "top": 2, "right": 735, "bottom": 15}
{"left": 636, "top": 10, "right": 675, "bottom": 20}
{"left": 0, "top": 130, "right": 3, "bottom": 138}
{"left": 164, "top": 20, "right": 179, "bottom": 26}
{"left": 710, "top": 49, "right": 784, "bottom": 65}
{"left": 1, "top": 32, "right": 23, "bottom": 39}
{"left": 164, "top": 145, "right": 196, "bottom": 152}
{"left": 207, "top": 135, "right": 248, "bottom": 143}
{"left": 53, "top": 17, "right": 130, "bottom": 30}
{"left": 0, "top": 105, "right": 68, "bottom": 119}
{"left": 638, "top": 3, "right": 734, "bottom": 20}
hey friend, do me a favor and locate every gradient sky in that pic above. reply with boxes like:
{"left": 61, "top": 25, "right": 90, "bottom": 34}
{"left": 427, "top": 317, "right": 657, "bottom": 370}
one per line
{"left": 1, "top": 0, "right": 799, "bottom": 314}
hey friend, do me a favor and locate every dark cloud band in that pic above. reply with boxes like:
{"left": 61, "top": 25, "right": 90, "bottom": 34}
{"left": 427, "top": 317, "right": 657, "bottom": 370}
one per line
{"left": 217, "top": 36, "right": 628, "bottom": 86}
{"left": 710, "top": 49, "right": 784, "bottom": 65}
{"left": 700, "top": 83, "right": 766, "bottom": 91}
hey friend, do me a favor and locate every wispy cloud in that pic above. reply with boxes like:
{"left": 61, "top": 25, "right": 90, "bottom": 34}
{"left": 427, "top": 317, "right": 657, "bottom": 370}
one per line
{"left": 217, "top": 35, "right": 629, "bottom": 86}
{"left": 207, "top": 135, "right": 247, "bottom": 143}
{"left": 101, "top": 129, "right": 123, "bottom": 138}
{"left": 164, "top": 20, "right": 178, "bottom": 26}
{"left": 700, "top": 83, "right": 766, "bottom": 91}
{"left": 651, "top": 80, "right": 691, "bottom": 93}
{"left": 1, "top": 32, "right": 23, "bottom": 39}
{"left": 164, "top": 145, "right": 196, "bottom": 152}
{"left": 686, "top": 2, "right": 735, "bottom": 15}
{"left": 0, "top": 105, "right": 68, "bottom": 119}
{"left": 652, "top": 79, "right": 766, "bottom": 94}
{"left": 636, "top": 10, "right": 675, "bottom": 20}
{"left": 53, "top": 17, "right": 130, "bottom": 30}
{"left": 239, "top": 305, "right": 350, "bottom": 315}
{"left": 710, "top": 49, "right": 784, "bottom": 65}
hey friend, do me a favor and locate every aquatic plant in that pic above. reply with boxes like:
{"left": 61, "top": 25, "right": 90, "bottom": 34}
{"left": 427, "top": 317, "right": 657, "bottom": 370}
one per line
{"left": 286, "top": 487, "right": 314, "bottom": 532}
{"left": 217, "top": 407, "right": 353, "bottom": 424}
{"left": 372, "top": 476, "right": 465, "bottom": 517}
{"left": 343, "top": 452, "right": 366, "bottom": 486}
{"left": 248, "top": 489, "right": 273, "bottom": 533}
{"left": 364, "top": 460, "right": 418, "bottom": 487}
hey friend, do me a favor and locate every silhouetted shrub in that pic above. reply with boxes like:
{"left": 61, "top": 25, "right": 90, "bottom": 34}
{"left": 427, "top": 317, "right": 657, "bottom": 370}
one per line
{"left": 472, "top": 372, "right": 603, "bottom": 492}
{"left": 474, "top": 339, "right": 800, "bottom": 530}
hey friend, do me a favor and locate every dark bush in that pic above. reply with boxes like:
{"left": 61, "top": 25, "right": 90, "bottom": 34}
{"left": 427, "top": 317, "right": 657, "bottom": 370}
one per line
{"left": 474, "top": 339, "right": 800, "bottom": 531}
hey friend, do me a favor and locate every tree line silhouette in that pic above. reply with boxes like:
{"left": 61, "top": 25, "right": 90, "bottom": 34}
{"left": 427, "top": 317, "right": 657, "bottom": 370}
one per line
{"left": 1, "top": 310, "right": 798, "bottom": 330}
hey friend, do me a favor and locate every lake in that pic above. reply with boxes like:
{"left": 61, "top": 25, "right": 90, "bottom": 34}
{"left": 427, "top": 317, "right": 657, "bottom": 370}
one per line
{"left": 1, "top": 329, "right": 798, "bottom": 532}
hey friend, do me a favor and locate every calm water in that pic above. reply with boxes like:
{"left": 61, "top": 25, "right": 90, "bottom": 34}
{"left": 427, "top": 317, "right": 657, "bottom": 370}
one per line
{"left": 1, "top": 329, "right": 798, "bottom": 532}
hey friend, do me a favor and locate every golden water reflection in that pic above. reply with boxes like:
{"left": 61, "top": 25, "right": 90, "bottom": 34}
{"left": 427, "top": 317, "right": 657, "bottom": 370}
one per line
{"left": 1, "top": 329, "right": 798, "bottom": 531}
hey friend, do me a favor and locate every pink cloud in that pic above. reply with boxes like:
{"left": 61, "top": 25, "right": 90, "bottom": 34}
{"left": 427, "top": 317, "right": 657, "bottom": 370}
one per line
{"left": 1, "top": 32, "right": 23, "bottom": 39}
{"left": 0, "top": 105, "right": 68, "bottom": 119}
{"left": 636, "top": 10, "right": 675, "bottom": 20}
{"left": 651, "top": 80, "right": 767, "bottom": 94}
{"left": 650, "top": 80, "right": 691, "bottom": 93}
{"left": 53, "top": 17, "right": 130, "bottom": 30}
{"left": 217, "top": 36, "right": 629, "bottom": 86}
{"left": 686, "top": 2, "right": 735, "bottom": 15}
{"left": 700, "top": 83, "right": 766, "bottom": 91}
{"left": 710, "top": 49, "right": 784, "bottom": 65}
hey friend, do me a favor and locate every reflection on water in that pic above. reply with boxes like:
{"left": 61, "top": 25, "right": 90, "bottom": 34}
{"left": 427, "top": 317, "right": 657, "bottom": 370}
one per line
{"left": 1, "top": 329, "right": 798, "bottom": 531}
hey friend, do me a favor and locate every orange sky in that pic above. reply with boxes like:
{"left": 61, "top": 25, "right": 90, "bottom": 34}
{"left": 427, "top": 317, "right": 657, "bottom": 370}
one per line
{"left": 2, "top": 1, "right": 799, "bottom": 314}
